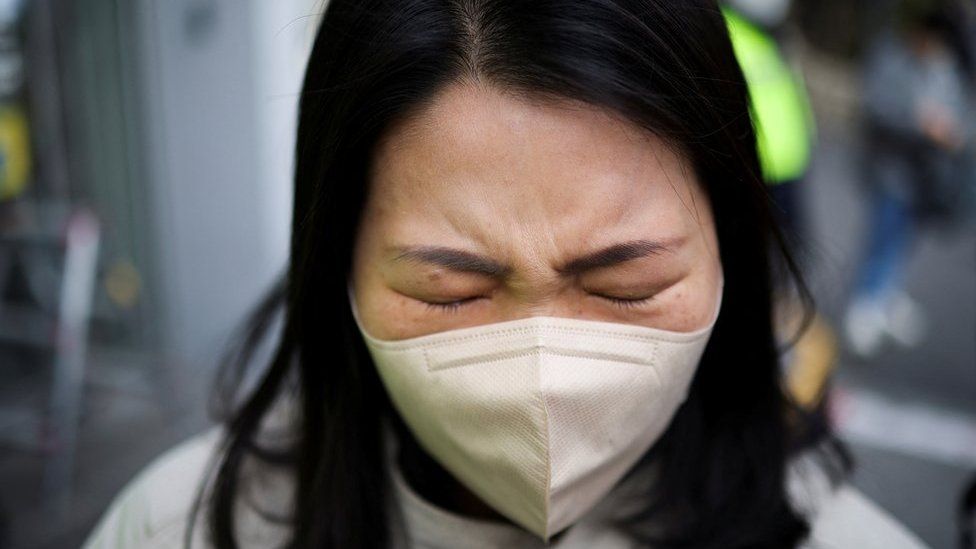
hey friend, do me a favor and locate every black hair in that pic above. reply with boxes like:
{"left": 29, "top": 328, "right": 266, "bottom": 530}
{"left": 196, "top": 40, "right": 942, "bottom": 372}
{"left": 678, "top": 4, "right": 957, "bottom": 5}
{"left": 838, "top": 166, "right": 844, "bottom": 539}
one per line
{"left": 192, "top": 1, "right": 853, "bottom": 547}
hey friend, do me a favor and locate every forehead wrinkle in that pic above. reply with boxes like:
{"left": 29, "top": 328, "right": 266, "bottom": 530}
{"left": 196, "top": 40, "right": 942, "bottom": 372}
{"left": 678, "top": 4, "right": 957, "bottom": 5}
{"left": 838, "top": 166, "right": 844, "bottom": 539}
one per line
{"left": 440, "top": 197, "right": 500, "bottom": 254}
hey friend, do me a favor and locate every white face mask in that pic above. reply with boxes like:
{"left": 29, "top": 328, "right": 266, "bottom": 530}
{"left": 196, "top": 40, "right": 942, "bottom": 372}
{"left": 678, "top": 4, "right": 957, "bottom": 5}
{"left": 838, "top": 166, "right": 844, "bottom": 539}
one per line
{"left": 347, "top": 278, "right": 723, "bottom": 541}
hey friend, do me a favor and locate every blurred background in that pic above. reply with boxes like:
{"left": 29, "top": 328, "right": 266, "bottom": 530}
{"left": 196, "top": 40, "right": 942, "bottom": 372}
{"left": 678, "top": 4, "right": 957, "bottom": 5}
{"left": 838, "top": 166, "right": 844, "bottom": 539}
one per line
{"left": 0, "top": 0, "right": 972, "bottom": 547}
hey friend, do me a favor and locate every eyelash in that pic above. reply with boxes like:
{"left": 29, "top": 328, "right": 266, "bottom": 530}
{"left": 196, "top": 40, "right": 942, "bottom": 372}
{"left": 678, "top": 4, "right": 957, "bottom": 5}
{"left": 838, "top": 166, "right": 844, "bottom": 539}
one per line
{"left": 422, "top": 294, "right": 653, "bottom": 313}
{"left": 423, "top": 297, "right": 482, "bottom": 314}
{"left": 599, "top": 295, "right": 655, "bottom": 309}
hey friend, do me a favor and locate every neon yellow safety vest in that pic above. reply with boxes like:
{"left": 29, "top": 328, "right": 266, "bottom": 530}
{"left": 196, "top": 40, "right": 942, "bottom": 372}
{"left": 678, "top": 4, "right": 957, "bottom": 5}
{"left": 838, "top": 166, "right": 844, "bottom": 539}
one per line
{"left": 723, "top": 7, "right": 816, "bottom": 184}
{"left": 0, "top": 104, "right": 30, "bottom": 200}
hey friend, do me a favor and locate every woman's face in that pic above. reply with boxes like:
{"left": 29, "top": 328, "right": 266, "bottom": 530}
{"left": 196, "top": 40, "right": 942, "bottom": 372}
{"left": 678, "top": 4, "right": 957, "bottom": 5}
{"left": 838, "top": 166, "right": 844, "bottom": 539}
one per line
{"left": 350, "top": 80, "right": 723, "bottom": 341}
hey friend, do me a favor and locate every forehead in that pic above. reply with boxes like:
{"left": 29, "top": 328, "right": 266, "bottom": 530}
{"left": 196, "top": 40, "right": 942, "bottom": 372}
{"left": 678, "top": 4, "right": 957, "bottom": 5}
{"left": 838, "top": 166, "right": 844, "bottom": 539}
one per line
{"left": 365, "top": 80, "right": 702, "bottom": 247}
{"left": 372, "top": 81, "right": 684, "bottom": 181}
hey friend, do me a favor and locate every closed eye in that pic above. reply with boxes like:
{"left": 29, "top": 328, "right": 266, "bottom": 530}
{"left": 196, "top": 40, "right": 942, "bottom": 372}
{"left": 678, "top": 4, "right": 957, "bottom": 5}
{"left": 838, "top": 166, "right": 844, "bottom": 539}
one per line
{"left": 595, "top": 294, "right": 655, "bottom": 310}
{"left": 421, "top": 296, "right": 485, "bottom": 314}
{"left": 420, "top": 293, "right": 654, "bottom": 314}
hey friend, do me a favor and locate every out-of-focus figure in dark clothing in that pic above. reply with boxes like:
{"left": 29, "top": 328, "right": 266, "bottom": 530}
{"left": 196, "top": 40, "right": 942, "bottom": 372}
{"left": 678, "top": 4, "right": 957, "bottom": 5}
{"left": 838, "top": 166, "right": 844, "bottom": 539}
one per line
{"left": 725, "top": 0, "right": 841, "bottom": 413}
{"left": 843, "top": 0, "right": 976, "bottom": 359}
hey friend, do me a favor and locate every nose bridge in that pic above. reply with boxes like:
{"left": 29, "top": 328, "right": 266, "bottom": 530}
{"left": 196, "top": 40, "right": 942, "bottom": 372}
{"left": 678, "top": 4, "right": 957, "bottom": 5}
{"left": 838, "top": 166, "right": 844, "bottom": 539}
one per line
{"left": 518, "top": 299, "right": 581, "bottom": 322}
{"left": 502, "top": 278, "right": 584, "bottom": 321}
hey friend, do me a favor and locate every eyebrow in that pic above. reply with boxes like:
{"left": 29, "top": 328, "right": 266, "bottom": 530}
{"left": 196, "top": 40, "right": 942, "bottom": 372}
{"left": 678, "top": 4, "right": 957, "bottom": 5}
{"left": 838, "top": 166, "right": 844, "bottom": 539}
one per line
{"left": 389, "top": 238, "right": 679, "bottom": 278}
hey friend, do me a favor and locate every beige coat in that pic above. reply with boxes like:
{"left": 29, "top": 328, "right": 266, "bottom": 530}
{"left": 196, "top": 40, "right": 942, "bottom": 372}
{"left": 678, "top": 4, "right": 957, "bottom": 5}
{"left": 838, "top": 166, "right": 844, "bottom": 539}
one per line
{"left": 82, "top": 407, "right": 931, "bottom": 549}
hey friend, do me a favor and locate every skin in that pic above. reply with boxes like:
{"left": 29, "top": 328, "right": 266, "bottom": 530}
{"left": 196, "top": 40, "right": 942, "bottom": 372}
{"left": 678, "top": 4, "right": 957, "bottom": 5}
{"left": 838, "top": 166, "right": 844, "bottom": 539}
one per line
{"left": 908, "top": 30, "right": 964, "bottom": 151}
{"left": 348, "top": 78, "right": 724, "bottom": 524}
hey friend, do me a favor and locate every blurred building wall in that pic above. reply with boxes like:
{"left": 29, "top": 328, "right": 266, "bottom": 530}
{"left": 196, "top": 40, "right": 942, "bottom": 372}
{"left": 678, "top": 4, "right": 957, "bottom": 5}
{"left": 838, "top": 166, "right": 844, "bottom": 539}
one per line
{"left": 131, "top": 0, "right": 315, "bottom": 367}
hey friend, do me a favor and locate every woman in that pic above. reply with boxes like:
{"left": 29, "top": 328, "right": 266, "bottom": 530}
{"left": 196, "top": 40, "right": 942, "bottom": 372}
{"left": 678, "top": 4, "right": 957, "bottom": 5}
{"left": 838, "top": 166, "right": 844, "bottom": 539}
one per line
{"left": 83, "top": 1, "right": 929, "bottom": 547}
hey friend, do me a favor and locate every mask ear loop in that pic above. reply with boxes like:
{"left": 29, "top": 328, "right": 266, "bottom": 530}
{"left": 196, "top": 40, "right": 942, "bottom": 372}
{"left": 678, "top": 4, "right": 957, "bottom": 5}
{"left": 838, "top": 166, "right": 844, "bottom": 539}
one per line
{"left": 347, "top": 281, "right": 363, "bottom": 327}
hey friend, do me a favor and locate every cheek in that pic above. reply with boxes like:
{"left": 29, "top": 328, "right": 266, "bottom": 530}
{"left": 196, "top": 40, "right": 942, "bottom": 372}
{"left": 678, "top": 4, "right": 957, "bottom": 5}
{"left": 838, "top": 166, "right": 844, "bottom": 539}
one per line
{"left": 648, "top": 254, "right": 721, "bottom": 332}
{"left": 349, "top": 221, "right": 399, "bottom": 339}
{"left": 651, "top": 282, "right": 707, "bottom": 332}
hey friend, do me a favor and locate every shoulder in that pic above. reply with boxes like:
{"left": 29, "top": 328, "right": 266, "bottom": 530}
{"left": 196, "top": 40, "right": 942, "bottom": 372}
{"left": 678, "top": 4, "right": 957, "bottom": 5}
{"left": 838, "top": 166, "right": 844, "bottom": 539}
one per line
{"left": 81, "top": 425, "right": 225, "bottom": 549}
{"left": 786, "top": 446, "right": 931, "bottom": 549}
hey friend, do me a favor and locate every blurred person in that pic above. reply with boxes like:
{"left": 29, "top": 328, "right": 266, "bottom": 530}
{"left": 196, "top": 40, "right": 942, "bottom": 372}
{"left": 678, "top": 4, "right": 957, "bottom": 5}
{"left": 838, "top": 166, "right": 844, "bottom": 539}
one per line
{"left": 724, "top": 0, "right": 816, "bottom": 244}
{"left": 81, "top": 1, "right": 930, "bottom": 548}
{"left": 724, "top": 0, "right": 840, "bottom": 416}
{"left": 842, "top": 0, "right": 976, "bottom": 359}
